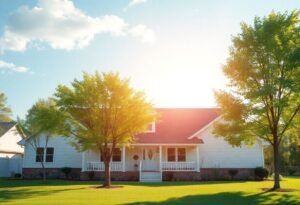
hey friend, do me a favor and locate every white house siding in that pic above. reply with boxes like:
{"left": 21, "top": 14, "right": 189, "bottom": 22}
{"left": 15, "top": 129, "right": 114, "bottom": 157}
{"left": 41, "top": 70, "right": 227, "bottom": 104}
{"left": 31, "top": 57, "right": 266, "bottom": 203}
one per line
{"left": 23, "top": 136, "right": 82, "bottom": 168}
{"left": 23, "top": 125, "right": 264, "bottom": 171}
{"left": 0, "top": 126, "right": 24, "bottom": 158}
{"left": 197, "top": 125, "right": 264, "bottom": 168}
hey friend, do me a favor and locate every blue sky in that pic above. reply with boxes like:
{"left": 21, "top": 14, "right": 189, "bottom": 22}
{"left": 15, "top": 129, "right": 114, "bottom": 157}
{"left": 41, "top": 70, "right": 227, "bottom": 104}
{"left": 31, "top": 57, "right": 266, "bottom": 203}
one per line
{"left": 0, "top": 0, "right": 298, "bottom": 119}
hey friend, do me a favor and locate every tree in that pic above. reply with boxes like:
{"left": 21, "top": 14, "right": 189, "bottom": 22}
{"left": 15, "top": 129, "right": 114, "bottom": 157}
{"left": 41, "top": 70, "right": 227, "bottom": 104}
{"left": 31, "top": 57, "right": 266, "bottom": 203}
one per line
{"left": 213, "top": 11, "right": 300, "bottom": 190}
{"left": 0, "top": 92, "right": 12, "bottom": 122}
{"left": 17, "top": 98, "right": 67, "bottom": 181}
{"left": 54, "top": 72, "right": 156, "bottom": 187}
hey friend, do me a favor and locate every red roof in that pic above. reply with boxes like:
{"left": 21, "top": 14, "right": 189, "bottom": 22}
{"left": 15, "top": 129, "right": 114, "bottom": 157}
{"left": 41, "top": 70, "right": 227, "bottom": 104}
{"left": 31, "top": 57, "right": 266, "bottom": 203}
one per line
{"left": 135, "top": 108, "right": 220, "bottom": 144}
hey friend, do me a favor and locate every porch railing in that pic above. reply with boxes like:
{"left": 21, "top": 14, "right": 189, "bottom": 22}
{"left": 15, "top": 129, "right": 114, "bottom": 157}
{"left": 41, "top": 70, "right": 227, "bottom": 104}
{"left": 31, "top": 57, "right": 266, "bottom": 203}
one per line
{"left": 161, "top": 161, "right": 197, "bottom": 171}
{"left": 86, "top": 161, "right": 123, "bottom": 171}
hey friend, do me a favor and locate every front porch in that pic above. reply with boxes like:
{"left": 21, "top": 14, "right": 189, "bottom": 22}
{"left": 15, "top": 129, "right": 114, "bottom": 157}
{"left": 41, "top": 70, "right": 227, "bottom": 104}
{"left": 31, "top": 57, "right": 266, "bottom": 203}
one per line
{"left": 82, "top": 144, "right": 200, "bottom": 181}
{"left": 84, "top": 161, "right": 198, "bottom": 172}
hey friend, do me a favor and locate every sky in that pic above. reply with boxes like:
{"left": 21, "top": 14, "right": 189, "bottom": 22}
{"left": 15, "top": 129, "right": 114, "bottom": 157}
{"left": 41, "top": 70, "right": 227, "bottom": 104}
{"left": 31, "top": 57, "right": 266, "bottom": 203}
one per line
{"left": 0, "top": 0, "right": 299, "bottom": 119}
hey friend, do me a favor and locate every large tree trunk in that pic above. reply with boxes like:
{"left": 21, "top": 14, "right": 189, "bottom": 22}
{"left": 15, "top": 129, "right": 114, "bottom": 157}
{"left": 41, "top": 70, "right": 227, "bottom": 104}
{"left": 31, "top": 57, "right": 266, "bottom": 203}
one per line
{"left": 273, "top": 137, "right": 281, "bottom": 190}
{"left": 103, "top": 160, "right": 111, "bottom": 187}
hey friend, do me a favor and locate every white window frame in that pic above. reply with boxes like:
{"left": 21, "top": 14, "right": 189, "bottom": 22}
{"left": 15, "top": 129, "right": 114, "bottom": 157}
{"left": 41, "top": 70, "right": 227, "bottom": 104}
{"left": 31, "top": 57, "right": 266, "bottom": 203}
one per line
{"left": 35, "top": 147, "right": 44, "bottom": 163}
{"left": 35, "top": 147, "right": 54, "bottom": 163}
{"left": 45, "top": 147, "right": 54, "bottom": 163}
{"left": 144, "top": 122, "right": 156, "bottom": 133}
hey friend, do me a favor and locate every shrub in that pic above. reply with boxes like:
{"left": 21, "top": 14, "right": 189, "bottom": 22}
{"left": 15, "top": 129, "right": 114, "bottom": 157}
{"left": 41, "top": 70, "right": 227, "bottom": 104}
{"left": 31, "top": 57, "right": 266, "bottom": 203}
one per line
{"left": 60, "top": 167, "right": 72, "bottom": 179}
{"left": 211, "top": 169, "right": 221, "bottom": 180}
{"left": 88, "top": 171, "right": 95, "bottom": 180}
{"left": 254, "top": 167, "right": 269, "bottom": 180}
{"left": 14, "top": 173, "right": 21, "bottom": 178}
{"left": 222, "top": 174, "right": 231, "bottom": 181}
{"left": 38, "top": 172, "right": 43, "bottom": 179}
{"left": 48, "top": 172, "right": 59, "bottom": 179}
{"left": 247, "top": 175, "right": 255, "bottom": 181}
{"left": 294, "top": 172, "right": 300, "bottom": 176}
{"left": 228, "top": 169, "right": 239, "bottom": 180}
{"left": 288, "top": 167, "right": 297, "bottom": 176}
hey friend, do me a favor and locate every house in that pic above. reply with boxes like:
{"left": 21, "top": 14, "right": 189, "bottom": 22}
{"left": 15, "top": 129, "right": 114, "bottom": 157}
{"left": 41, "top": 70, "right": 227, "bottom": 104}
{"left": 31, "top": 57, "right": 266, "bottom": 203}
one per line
{"left": 0, "top": 122, "right": 24, "bottom": 158}
{"left": 0, "top": 122, "right": 24, "bottom": 177}
{"left": 21, "top": 108, "right": 264, "bottom": 182}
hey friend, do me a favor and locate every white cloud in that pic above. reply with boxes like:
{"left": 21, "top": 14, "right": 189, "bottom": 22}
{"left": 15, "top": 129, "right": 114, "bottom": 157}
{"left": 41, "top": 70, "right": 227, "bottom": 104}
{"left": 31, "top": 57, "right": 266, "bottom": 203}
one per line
{"left": 127, "top": 0, "right": 148, "bottom": 8}
{"left": 129, "top": 24, "right": 155, "bottom": 43}
{"left": 0, "top": 0, "right": 155, "bottom": 53}
{"left": 0, "top": 60, "right": 29, "bottom": 73}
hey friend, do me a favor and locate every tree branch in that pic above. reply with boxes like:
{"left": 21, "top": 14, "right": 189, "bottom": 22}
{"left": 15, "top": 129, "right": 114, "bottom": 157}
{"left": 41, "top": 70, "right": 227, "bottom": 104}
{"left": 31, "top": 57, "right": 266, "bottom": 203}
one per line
{"left": 279, "top": 104, "right": 300, "bottom": 139}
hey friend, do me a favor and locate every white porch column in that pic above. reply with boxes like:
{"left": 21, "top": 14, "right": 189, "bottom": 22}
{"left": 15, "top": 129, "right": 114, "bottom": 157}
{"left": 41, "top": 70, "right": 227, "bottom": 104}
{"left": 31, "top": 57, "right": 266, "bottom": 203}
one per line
{"left": 122, "top": 145, "right": 126, "bottom": 172}
{"left": 196, "top": 145, "right": 200, "bottom": 172}
{"left": 159, "top": 145, "right": 162, "bottom": 172}
{"left": 82, "top": 151, "right": 85, "bottom": 172}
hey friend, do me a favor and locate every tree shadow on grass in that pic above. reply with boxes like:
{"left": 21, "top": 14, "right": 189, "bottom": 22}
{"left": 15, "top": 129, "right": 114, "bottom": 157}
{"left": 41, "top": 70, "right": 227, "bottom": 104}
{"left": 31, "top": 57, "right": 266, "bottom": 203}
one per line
{"left": 122, "top": 191, "right": 300, "bottom": 205}
{"left": 124, "top": 180, "right": 247, "bottom": 187}
{"left": 0, "top": 187, "right": 85, "bottom": 203}
{"left": 0, "top": 179, "right": 247, "bottom": 189}
{"left": 126, "top": 192, "right": 300, "bottom": 205}
{"left": 0, "top": 179, "right": 100, "bottom": 188}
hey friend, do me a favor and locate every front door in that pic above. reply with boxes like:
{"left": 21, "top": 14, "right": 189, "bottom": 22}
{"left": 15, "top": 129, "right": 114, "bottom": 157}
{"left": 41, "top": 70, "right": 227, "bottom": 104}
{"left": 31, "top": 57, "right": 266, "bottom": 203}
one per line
{"left": 142, "top": 146, "right": 159, "bottom": 171}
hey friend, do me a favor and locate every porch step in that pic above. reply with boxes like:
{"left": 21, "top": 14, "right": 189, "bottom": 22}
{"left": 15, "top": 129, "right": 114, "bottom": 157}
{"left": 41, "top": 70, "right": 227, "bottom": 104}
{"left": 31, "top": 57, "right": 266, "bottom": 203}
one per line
{"left": 140, "top": 171, "right": 162, "bottom": 182}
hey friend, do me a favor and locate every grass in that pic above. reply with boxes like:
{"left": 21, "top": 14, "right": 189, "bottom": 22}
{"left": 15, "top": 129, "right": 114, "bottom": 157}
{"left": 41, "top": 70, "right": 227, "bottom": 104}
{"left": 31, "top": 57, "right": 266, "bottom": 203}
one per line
{"left": 0, "top": 177, "right": 299, "bottom": 205}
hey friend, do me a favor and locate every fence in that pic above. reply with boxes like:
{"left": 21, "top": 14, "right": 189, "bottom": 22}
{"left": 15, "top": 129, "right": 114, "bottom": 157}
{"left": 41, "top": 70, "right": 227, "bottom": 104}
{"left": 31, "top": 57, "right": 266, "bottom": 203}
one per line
{"left": 0, "top": 158, "right": 23, "bottom": 177}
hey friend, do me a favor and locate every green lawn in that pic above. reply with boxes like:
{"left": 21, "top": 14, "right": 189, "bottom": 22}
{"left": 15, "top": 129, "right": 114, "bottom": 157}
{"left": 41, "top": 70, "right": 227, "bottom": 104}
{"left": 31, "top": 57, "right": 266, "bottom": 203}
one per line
{"left": 0, "top": 177, "right": 299, "bottom": 205}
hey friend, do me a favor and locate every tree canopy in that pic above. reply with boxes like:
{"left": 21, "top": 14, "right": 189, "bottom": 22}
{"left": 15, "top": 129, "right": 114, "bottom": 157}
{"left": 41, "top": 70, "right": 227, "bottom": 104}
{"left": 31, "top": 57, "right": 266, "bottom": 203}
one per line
{"left": 0, "top": 92, "right": 12, "bottom": 122}
{"left": 24, "top": 98, "right": 68, "bottom": 137}
{"left": 17, "top": 98, "right": 68, "bottom": 180}
{"left": 214, "top": 10, "right": 300, "bottom": 190}
{"left": 54, "top": 71, "right": 156, "bottom": 187}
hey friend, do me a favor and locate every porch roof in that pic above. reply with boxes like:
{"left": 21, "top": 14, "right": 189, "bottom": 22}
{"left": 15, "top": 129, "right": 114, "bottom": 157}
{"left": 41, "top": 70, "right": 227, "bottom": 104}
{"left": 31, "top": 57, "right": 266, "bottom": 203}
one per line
{"left": 135, "top": 108, "right": 219, "bottom": 144}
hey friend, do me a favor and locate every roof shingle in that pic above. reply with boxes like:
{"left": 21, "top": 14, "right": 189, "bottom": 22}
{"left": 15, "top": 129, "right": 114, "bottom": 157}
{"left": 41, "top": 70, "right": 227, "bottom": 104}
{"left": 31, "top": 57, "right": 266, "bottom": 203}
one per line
{"left": 0, "top": 122, "right": 15, "bottom": 137}
{"left": 135, "top": 108, "right": 219, "bottom": 144}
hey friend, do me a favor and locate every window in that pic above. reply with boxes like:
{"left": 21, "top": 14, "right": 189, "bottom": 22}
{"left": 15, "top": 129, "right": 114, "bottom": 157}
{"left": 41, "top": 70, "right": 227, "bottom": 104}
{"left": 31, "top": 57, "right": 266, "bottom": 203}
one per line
{"left": 100, "top": 148, "right": 121, "bottom": 162}
{"left": 36, "top": 148, "right": 44, "bottom": 162}
{"left": 145, "top": 123, "right": 155, "bottom": 133}
{"left": 167, "top": 148, "right": 186, "bottom": 162}
{"left": 177, "top": 148, "right": 186, "bottom": 162}
{"left": 112, "top": 148, "right": 121, "bottom": 162}
{"left": 46, "top": 148, "right": 54, "bottom": 162}
{"left": 167, "top": 148, "right": 176, "bottom": 162}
